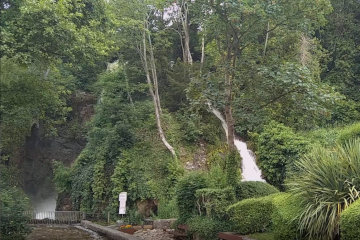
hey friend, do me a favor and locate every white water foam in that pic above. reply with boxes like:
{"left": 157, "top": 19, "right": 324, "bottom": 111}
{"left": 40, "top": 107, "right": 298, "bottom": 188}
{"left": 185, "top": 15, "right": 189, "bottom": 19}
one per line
{"left": 207, "top": 103, "right": 265, "bottom": 182}
{"left": 30, "top": 190, "right": 57, "bottom": 219}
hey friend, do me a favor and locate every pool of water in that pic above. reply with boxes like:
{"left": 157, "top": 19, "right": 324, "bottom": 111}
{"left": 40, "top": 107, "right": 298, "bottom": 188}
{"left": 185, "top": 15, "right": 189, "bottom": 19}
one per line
{"left": 26, "top": 225, "right": 108, "bottom": 240}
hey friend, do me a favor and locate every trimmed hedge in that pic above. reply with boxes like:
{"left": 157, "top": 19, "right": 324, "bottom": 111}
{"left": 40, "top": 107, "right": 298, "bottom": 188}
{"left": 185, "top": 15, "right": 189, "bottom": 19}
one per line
{"left": 234, "top": 181, "right": 279, "bottom": 200}
{"left": 272, "top": 193, "right": 303, "bottom": 240}
{"left": 227, "top": 193, "right": 279, "bottom": 234}
{"left": 187, "top": 216, "right": 230, "bottom": 240}
{"left": 340, "top": 200, "right": 360, "bottom": 240}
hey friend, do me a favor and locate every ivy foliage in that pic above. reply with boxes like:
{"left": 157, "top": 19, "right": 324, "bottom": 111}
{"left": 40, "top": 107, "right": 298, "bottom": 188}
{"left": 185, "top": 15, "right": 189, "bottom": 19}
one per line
{"left": 175, "top": 172, "right": 207, "bottom": 223}
{"left": 57, "top": 67, "right": 181, "bottom": 216}
{"left": 195, "top": 187, "right": 235, "bottom": 220}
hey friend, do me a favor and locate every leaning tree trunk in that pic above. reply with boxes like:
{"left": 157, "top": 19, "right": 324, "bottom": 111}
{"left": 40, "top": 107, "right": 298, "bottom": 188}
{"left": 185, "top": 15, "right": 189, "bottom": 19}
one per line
{"left": 140, "top": 23, "right": 176, "bottom": 158}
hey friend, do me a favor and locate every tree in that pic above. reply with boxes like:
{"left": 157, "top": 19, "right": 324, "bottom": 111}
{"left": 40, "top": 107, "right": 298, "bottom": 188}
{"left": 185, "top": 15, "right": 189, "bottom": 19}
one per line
{"left": 110, "top": 0, "right": 176, "bottom": 157}
{"left": 0, "top": 0, "right": 115, "bottom": 87}
{"left": 319, "top": 0, "right": 360, "bottom": 103}
{"left": 0, "top": 58, "right": 69, "bottom": 157}
{"left": 188, "top": 0, "right": 334, "bottom": 139}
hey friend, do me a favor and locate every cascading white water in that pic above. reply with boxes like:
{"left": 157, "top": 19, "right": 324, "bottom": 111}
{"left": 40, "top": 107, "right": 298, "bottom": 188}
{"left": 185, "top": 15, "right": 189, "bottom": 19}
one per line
{"left": 208, "top": 103, "right": 265, "bottom": 182}
{"left": 29, "top": 188, "right": 57, "bottom": 219}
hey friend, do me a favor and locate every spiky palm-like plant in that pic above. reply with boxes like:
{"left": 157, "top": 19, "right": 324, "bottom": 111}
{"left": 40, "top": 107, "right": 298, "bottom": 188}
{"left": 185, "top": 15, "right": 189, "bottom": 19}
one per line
{"left": 288, "top": 139, "right": 360, "bottom": 240}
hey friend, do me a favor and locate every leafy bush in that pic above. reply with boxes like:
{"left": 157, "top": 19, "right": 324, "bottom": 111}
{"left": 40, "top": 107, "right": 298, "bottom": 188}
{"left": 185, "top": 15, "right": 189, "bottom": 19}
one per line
{"left": 272, "top": 193, "right": 303, "bottom": 240}
{"left": 340, "top": 200, "right": 360, "bottom": 240}
{"left": 255, "top": 121, "right": 309, "bottom": 189}
{"left": 227, "top": 194, "right": 279, "bottom": 234}
{"left": 195, "top": 187, "right": 235, "bottom": 220}
{"left": 175, "top": 172, "right": 207, "bottom": 223}
{"left": 53, "top": 161, "right": 72, "bottom": 193}
{"left": 234, "top": 181, "right": 279, "bottom": 200}
{"left": 157, "top": 198, "right": 178, "bottom": 219}
{"left": 0, "top": 166, "right": 31, "bottom": 240}
{"left": 205, "top": 164, "right": 228, "bottom": 189}
{"left": 338, "top": 122, "right": 360, "bottom": 144}
{"left": 187, "top": 216, "right": 230, "bottom": 240}
{"left": 288, "top": 139, "right": 360, "bottom": 240}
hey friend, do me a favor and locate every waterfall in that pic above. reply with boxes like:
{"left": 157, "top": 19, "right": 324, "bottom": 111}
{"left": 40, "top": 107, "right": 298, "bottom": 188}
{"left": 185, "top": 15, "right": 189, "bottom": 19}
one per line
{"left": 208, "top": 103, "right": 265, "bottom": 182}
{"left": 30, "top": 189, "right": 57, "bottom": 220}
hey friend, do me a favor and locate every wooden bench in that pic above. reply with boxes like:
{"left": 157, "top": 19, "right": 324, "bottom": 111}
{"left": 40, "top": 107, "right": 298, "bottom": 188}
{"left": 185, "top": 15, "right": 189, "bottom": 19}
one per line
{"left": 218, "top": 232, "right": 243, "bottom": 240}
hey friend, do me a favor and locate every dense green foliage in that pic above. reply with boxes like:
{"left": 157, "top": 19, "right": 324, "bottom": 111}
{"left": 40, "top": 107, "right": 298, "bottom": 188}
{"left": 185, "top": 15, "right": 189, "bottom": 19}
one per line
{"left": 57, "top": 68, "right": 186, "bottom": 216}
{"left": 0, "top": 57, "right": 70, "bottom": 155}
{"left": 320, "top": 0, "right": 360, "bottom": 103}
{"left": 255, "top": 121, "right": 309, "bottom": 188}
{"left": 228, "top": 194, "right": 278, "bottom": 234}
{"left": 338, "top": 122, "right": 360, "bottom": 144}
{"left": 234, "top": 181, "right": 279, "bottom": 201}
{"left": 288, "top": 139, "right": 360, "bottom": 240}
{"left": 272, "top": 193, "right": 303, "bottom": 240}
{"left": 175, "top": 172, "right": 207, "bottom": 223}
{"left": 0, "top": 166, "right": 30, "bottom": 240}
{"left": 187, "top": 216, "right": 230, "bottom": 240}
{"left": 195, "top": 187, "right": 235, "bottom": 220}
{"left": 340, "top": 200, "right": 360, "bottom": 240}
{"left": 1, "top": 0, "right": 360, "bottom": 239}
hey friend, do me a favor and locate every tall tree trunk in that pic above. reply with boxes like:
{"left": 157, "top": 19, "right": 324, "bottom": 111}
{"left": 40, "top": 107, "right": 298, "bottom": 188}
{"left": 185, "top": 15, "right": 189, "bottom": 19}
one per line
{"left": 224, "top": 71, "right": 235, "bottom": 150}
{"left": 181, "top": 0, "right": 193, "bottom": 64}
{"left": 140, "top": 25, "right": 176, "bottom": 157}
{"left": 224, "top": 47, "right": 237, "bottom": 150}
{"left": 263, "top": 21, "right": 270, "bottom": 56}
{"left": 145, "top": 20, "right": 162, "bottom": 114}
{"left": 200, "top": 31, "right": 205, "bottom": 72}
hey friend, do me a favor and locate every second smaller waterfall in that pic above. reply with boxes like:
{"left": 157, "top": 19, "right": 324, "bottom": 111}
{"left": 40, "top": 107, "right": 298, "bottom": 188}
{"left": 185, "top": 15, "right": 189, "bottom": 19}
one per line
{"left": 208, "top": 103, "right": 265, "bottom": 182}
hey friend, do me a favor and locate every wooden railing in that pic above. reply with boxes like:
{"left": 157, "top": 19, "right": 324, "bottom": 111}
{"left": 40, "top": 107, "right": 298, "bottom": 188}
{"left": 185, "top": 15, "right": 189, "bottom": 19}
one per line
{"left": 24, "top": 211, "right": 84, "bottom": 224}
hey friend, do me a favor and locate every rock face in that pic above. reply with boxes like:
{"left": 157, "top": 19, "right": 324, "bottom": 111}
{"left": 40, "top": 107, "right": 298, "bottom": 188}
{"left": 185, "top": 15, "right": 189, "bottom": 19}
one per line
{"left": 184, "top": 142, "right": 207, "bottom": 171}
{"left": 15, "top": 91, "right": 96, "bottom": 211}
{"left": 136, "top": 199, "right": 158, "bottom": 217}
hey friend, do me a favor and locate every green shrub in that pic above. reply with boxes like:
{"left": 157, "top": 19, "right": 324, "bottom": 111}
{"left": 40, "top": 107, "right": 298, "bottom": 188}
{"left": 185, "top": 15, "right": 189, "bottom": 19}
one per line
{"left": 340, "top": 200, "right": 360, "bottom": 240}
{"left": 157, "top": 198, "right": 178, "bottom": 219}
{"left": 225, "top": 150, "right": 241, "bottom": 187}
{"left": 272, "top": 193, "right": 303, "bottom": 240}
{"left": 205, "top": 164, "right": 228, "bottom": 189}
{"left": 227, "top": 193, "right": 279, "bottom": 234}
{"left": 175, "top": 172, "right": 207, "bottom": 223}
{"left": 0, "top": 166, "right": 31, "bottom": 240}
{"left": 287, "top": 139, "right": 360, "bottom": 240}
{"left": 338, "top": 122, "right": 360, "bottom": 144}
{"left": 234, "top": 181, "right": 279, "bottom": 200}
{"left": 53, "top": 161, "right": 72, "bottom": 193}
{"left": 255, "top": 121, "right": 309, "bottom": 189}
{"left": 187, "top": 216, "right": 230, "bottom": 240}
{"left": 195, "top": 187, "right": 235, "bottom": 220}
